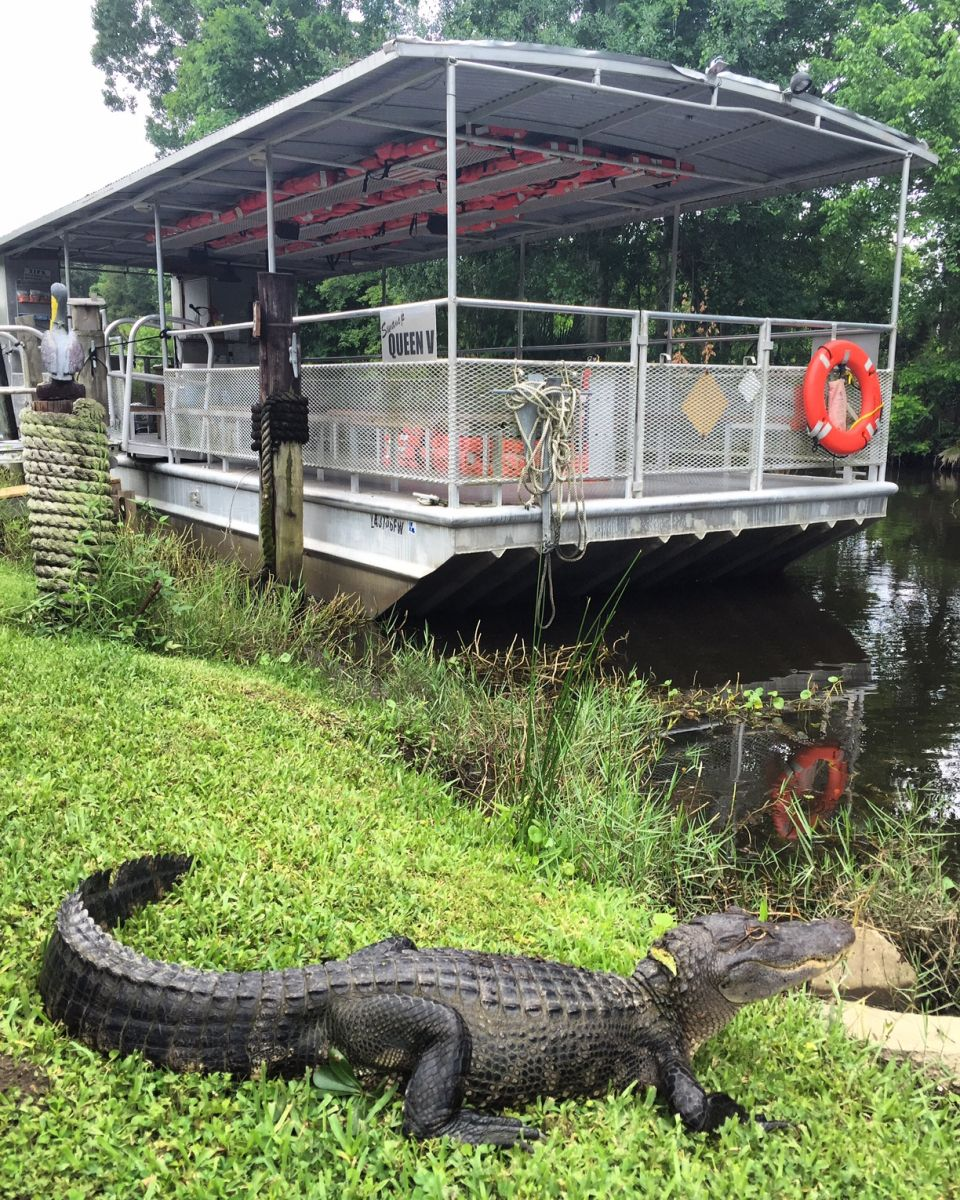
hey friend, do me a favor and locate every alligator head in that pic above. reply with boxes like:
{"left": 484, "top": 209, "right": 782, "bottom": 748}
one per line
{"left": 642, "top": 909, "right": 855, "bottom": 1052}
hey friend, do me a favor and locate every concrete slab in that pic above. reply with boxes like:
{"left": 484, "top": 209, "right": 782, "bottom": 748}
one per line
{"left": 811, "top": 925, "right": 917, "bottom": 1006}
{"left": 826, "top": 1000, "right": 960, "bottom": 1081}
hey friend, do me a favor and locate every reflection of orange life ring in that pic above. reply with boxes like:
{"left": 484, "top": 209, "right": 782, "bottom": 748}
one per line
{"left": 803, "top": 339, "right": 882, "bottom": 456}
{"left": 770, "top": 745, "right": 849, "bottom": 840}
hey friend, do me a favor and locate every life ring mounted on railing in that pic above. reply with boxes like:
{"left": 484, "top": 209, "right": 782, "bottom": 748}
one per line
{"left": 769, "top": 744, "right": 849, "bottom": 841}
{"left": 802, "top": 338, "right": 883, "bottom": 456}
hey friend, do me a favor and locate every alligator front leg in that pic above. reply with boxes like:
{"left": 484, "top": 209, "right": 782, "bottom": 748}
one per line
{"left": 659, "top": 1057, "right": 787, "bottom": 1133}
{"left": 327, "top": 994, "right": 543, "bottom": 1147}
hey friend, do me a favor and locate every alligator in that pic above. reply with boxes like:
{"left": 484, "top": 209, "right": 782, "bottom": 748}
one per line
{"left": 40, "top": 855, "right": 854, "bottom": 1147}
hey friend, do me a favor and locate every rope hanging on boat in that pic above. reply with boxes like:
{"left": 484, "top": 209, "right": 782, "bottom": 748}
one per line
{"left": 504, "top": 364, "right": 589, "bottom": 561}
{"left": 20, "top": 399, "right": 113, "bottom": 594}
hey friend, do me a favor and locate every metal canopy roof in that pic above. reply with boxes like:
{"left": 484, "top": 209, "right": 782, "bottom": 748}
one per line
{"left": 0, "top": 38, "right": 937, "bottom": 278}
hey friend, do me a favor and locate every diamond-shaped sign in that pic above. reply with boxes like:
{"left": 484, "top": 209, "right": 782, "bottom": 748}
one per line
{"left": 682, "top": 372, "right": 728, "bottom": 438}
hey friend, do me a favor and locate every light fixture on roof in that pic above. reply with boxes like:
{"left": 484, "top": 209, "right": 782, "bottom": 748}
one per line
{"left": 787, "top": 67, "right": 818, "bottom": 96}
{"left": 248, "top": 150, "right": 267, "bottom": 167}
{"left": 133, "top": 201, "right": 153, "bottom": 213}
{"left": 705, "top": 56, "right": 730, "bottom": 80}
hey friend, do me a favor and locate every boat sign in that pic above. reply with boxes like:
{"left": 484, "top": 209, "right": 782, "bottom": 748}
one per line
{"left": 381, "top": 303, "right": 437, "bottom": 361}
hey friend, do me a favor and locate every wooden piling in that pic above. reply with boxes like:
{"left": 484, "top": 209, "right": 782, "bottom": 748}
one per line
{"left": 256, "top": 272, "right": 304, "bottom": 585}
{"left": 69, "top": 297, "right": 109, "bottom": 418}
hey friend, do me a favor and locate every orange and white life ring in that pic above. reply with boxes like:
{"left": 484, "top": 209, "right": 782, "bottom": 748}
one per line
{"left": 769, "top": 744, "right": 849, "bottom": 840}
{"left": 802, "top": 339, "right": 883, "bottom": 456}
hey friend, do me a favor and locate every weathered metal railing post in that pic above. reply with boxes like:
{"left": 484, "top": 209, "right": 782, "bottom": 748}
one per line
{"left": 256, "top": 272, "right": 304, "bottom": 585}
{"left": 445, "top": 59, "right": 459, "bottom": 510}
{"left": 626, "top": 311, "right": 641, "bottom": 498}
{"left": 750, "top": 319, "right": 773, "bottom": 491}
{"left": 632, "top": 311, "right": 649, "bottom": 497}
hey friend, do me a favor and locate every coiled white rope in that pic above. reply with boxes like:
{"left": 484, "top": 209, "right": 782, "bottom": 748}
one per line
{"left": 504, "top": 364, "right": 588, "bottom": 561}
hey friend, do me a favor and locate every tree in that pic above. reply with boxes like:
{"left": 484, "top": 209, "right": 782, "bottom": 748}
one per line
{"left": 93, "top": 0, "right": 415, "bottom": 151}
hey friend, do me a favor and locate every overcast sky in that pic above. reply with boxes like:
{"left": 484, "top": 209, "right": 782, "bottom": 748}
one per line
{"left": 0, "top": 1, "right": 154, "bottom": 237}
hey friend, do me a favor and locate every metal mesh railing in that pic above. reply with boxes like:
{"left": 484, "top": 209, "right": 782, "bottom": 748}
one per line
{"left": 164, "top": 357, "right": 636, "bottom": 484}
{"left": 763, "top": 366, "right": 892, "bottom": 471}
{"left": 154, "top": 303, "right": 893, "bottom": 490}
{"left": 166, "top": 366, "right": 259, "bottom": 458}
{"left": 304, "top": 357, "right": 635, "bottom": 484}
{"left": 643, "top": 363, "right": 891, "bottom": 475}
{"left": 644, "top": 364, "right": 755, "bottom": 473}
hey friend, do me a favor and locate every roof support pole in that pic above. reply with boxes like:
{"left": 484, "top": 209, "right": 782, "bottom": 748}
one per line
{"left": 445, "top": 59, "right": 459, "bottom": 509}
{"left": 666, "top": 204, "right": 680, "bottom": 359}
{"left": 887, "top": 153, "right": 911, "bottom": 370}
{"left": 61, "top": 234, "right": 72, "bottom": 320}
{"left": 153, "top": 205, "right": 168, "bottom": 371}
{"left": 265, "top": 146, "right": 277, "bottom": 274}
{"left": 517, "top": 233, "right": 526, "bottom": 356}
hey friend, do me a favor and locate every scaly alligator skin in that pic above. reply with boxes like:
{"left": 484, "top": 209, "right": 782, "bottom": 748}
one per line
{"left": 40, "top": 856, "right": 854, "bottom": 1146}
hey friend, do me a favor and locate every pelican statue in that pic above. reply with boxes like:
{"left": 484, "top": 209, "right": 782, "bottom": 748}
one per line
{"left": 41, "top": 282, "right": 84, "bottom": 381}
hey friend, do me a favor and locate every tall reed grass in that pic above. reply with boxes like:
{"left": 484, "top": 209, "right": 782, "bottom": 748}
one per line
{"left": 19, "top": 516, "right": 364, "bottom": 665}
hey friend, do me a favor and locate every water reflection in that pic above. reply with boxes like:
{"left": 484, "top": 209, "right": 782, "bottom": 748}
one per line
{"left": 790, "top": 470, "right": 960, "bottom": 820}
{"left": 662, "top": 671, "right": 869, "bottom": 846}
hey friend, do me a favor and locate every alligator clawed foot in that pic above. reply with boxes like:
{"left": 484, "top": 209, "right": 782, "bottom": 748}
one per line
{"left": 713, "top": 1095, "right": 792, "bottom": 1134}
{"left": 754, "top": 1115, "right": 794, "bottom": 1133}
{"left": 435, "top": 1110, "right": 546, "bottom": 1148}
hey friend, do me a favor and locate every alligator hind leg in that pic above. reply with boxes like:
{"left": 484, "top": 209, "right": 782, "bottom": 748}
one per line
{"left": 327, "top": 994, "right": 543, "bottom": 1148}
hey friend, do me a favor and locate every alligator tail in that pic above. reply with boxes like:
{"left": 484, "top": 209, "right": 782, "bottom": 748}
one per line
{"left": 40, "top": 855, "right": 326, "bottom": 1077}
{"left": 75, "top": 853, "right": 195, "bottom": 928}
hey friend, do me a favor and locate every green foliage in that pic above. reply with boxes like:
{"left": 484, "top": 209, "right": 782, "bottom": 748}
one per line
{"left": 15, "top": 518, "right": 364, "bottom": 664}
{"left": 814, "top": 1, "right": 960, "bottom": 457}
{"left": 93, "top": 0, "right": 417, "bottom": 150}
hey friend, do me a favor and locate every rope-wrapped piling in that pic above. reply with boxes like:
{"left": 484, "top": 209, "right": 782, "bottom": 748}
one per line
{"left": 252, "top": 390, "right": 310, "bottom": 580}
{"left": 20, "top": 399, "right": 113, "bottom": 593}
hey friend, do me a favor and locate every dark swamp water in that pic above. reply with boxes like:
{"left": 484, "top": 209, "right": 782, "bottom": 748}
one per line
{"left": 420, "top": 470, "right": 960, "bottom": 860}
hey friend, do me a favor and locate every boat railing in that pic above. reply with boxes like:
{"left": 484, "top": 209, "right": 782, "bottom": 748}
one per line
{"left": 0, "top": 326, "right": 45, "bottom": 438}
{"left": 147, "top": 299, "right": 893, "bottom": 503}
{"left": 105, "top": 314, "right": 213, "bottom": 456}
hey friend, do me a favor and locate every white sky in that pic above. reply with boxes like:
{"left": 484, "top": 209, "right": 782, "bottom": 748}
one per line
{"left": 0, "top": 1, "right": 154, "bottom": 237}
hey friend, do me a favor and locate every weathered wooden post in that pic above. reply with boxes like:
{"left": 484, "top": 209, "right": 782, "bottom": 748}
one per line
{"left": 69, "top": 296, "right": 109, "bottom": 419}
{"left": 253, "top": 272, "right": 305, "bottom": 585}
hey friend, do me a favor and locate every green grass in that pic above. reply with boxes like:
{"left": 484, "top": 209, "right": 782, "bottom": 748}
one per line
{"left": 1, "top": 560, "right": 958, "bottom": 1199}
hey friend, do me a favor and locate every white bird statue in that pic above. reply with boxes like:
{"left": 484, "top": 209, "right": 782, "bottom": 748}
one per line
{"left": 41, "top": 282, "right": 84, "bottom": 381}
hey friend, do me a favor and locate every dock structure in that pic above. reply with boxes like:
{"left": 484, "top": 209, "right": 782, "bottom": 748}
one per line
{"left": 0, "top": 40, "right": 937, "bottom": 613}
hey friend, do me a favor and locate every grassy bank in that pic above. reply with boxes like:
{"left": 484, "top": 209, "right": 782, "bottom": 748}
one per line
{"left": 0, "top": 559, "right": 958, "bottom": 1198}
